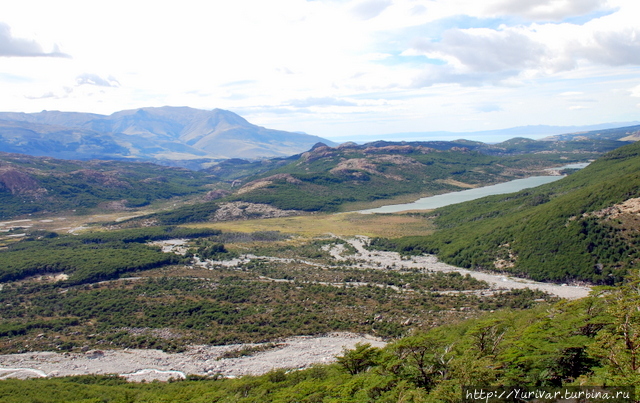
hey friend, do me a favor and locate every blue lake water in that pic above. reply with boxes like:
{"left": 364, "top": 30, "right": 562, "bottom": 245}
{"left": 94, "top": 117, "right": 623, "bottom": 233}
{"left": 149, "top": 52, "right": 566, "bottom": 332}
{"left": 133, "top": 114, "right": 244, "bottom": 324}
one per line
{"left": 359, "top": 163, "right": 589, "bottom": 214}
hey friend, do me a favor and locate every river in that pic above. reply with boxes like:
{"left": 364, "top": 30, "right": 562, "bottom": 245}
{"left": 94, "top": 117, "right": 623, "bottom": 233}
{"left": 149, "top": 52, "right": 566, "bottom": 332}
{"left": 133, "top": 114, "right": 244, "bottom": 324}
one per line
{"left": 359, "top": 163, "right": 590, "bottom": 214}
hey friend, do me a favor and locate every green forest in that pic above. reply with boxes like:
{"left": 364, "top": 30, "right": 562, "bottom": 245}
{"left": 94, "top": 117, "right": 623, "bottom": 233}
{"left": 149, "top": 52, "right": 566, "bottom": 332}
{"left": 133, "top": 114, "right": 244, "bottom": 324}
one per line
{"left": 0, "top": 153, "right": 217, "bottom": 219}
{"left": 230, "top": 146, "right": 591, "bottom": 212}
{"left": 0, "top": 135, "right": 627, "bottom": 219}
{"left": 0, "top": 226, "right": 219, "bottom": 284}
{"left": 369, "top": 141, "right": 640, "bottom": 284}
{"left": 0, "top": 274, "right": 638, "bottom": 402}
{"left": 0, "top": 233, "right": 550, "bottom": 353}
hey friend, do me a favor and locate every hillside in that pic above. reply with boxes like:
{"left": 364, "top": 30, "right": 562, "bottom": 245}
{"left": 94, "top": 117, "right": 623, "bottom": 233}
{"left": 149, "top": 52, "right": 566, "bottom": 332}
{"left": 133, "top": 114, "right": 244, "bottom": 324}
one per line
{"left": 0, "top": 128, "right": 629, "bottom": 221}
{"left": 370, "top": 141, "right": 640, "bottom": 284}
{"left": 0, "top": 107, "right": 336, "bottom": 165}
{"left": 116, "top": 136, "right": 629, "bottom": 225}
{"left": 0, "top": 152, "right": 219, "bottom": 219}
{"left": 216, "top": 139, "right": 625, "bottom": 212}
{"left": 541, "top": 124, "right": 640, "bottom": 142}
{"left": 1, "top": 279, "right": 638, "bottom": 400}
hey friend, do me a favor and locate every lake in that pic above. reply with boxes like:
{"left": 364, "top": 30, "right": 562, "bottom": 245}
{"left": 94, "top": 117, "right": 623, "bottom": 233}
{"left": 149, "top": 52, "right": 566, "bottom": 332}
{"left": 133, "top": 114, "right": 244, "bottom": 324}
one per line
{"left": 359, "top": 163, "right": 589, "bottom": 214}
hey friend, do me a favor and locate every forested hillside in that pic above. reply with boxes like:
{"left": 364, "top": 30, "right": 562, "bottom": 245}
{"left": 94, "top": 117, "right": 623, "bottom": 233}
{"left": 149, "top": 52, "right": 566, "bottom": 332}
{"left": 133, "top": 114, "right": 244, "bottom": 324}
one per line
{"left": 0, "top": 152, "right": 218, "bottom": 219}
{"left": 1, "top": 275, "right": 638, "bottom": 402}
{"left": 0, "top": 222, "right": 557, "bottom": 356}
{"left": 1, "top": 129, "right": 629, "bottom": 220}
{"left": 0, "top": 226, "right": 219, "bottom": 285}
{"left": 370, "top": 141, "right": 640, "bottom": 284}
{"left": 212, "top": 140, "right": 609, "bottom": 213}
{"left": 1, "top": 130, "right": 638, "bottom": 401}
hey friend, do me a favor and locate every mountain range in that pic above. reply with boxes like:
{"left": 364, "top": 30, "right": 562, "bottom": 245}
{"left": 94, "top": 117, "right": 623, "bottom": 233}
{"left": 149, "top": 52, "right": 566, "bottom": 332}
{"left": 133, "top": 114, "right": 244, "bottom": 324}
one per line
{"left": 330, "top": 122, "right": 640, "bottom": 143}
{"left": 0, "top": 107, "right": 335, "bottom": 167}
{"left": 2, "top": 106, "right": 640, "bottom": 168}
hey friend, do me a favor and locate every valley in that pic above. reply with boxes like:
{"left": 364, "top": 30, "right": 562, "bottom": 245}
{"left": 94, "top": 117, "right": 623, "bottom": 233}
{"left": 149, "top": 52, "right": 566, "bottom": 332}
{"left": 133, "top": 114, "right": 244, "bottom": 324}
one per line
{"left": 0, "top": 125, "right": 638, "bottom": 401}
{"left": 2, "top": 0, "right": 640, "bottom": 398}
{"left": 0, "top": 219, "right": 580, "bottom": 383}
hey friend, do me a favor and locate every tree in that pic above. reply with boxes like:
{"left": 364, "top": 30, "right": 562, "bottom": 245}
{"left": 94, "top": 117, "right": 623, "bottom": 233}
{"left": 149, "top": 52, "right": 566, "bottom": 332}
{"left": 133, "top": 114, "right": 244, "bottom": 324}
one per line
{"left": 589, "top": 273, "right": 640, "bottom": 385}
{"left": 387, "top": 332, "right": 455, "bottom": 390}
{"left": 336, "top": 342, "right": 382, "bottom": 375}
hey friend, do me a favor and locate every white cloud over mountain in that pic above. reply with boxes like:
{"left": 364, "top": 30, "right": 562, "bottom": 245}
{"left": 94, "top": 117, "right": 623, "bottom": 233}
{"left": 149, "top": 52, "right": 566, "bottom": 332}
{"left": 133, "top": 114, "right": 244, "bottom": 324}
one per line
{"left": 0, "top": 0, "right": 638, "bottom": 139}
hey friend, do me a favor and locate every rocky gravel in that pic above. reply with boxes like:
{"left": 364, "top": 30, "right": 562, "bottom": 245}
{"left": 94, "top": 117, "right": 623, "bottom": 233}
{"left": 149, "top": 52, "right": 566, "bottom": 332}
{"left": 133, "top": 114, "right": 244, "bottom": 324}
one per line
{"left": 0, "top": 333, "right": 385, "bottom": 382}
{"left": 356, "top": 236, "right": 590, "bottom": 299}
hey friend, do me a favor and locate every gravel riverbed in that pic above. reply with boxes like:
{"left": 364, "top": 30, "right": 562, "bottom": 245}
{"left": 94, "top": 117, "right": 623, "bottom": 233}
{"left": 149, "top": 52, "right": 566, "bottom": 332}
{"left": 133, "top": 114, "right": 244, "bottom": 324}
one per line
{"left": 0, "top": 236, "right": 590, "bottom": 381}
{"left": 0, "top": 333, "right": 385, "bottom": 382}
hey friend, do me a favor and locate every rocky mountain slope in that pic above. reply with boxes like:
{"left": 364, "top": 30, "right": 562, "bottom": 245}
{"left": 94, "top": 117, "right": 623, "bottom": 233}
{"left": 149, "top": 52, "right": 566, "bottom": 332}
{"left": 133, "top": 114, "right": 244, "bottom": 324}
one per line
{"left": 0, "top": 122, "right": 634, "bottom": 220}
{"left": 0, "top": 107, "right": 335, "bottom": 165}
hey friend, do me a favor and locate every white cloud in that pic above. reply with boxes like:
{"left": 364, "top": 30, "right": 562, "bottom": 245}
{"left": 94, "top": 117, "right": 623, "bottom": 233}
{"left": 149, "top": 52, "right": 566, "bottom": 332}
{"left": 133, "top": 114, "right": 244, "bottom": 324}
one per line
{"left": 476, "top": 104, "right": 503, "bottom": 113}
{"left": 559, "top": 91, "right": 584, "bottom": 96}
{"left": 0, "top": 22, "right": 69, "bottom": 58}
{"left": 576, "top": 28, "right": 640, "bottom": 65}
{"left": 404, "top": 0, "right": 640, "bottom": 87}
{"left": 76, "top": 74, "right": 120, "bottom": 87}
{"left": 485, "top": 0, "right": 609, "bottom": 21}
{"left": 413, "top": 27, "right": 545, "bottom": 73}
{"left": 0, "top": 0, "right": 639, "bottom": 137}
{"left": 288, "top": 97, "right": 358, "bottom": 108}
{"left": 350, "top": 0, "right": 392, "bottom": 20}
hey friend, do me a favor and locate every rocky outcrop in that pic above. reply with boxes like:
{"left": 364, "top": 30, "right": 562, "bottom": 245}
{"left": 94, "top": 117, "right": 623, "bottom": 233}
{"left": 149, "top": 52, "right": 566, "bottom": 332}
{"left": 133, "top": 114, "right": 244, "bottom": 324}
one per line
{"left": 585, "top": 197, "right": 640, "bottom": 220}
{"left": 237, "top": 174, "right": 302, "bottom": 195}
{"left": 204, "top": 189, "right": 231, "bottom": 201}
{"left": 212, "top": 202, "right": 300, "bottom": 221}
{"left": 299, "top": 145, "right": 337, "bottom": 163}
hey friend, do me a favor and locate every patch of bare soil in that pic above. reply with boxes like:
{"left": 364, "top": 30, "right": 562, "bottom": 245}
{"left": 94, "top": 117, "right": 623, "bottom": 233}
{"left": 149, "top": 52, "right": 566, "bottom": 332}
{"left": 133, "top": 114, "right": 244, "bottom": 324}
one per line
{"left": 588, "top": 197, "right": 640, "bottom": 219}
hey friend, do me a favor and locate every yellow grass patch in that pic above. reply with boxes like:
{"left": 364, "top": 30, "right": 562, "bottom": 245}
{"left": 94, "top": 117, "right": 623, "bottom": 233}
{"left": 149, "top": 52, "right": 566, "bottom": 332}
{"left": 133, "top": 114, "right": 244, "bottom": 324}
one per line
{"left": 436, "top": 179, "right": 477, "bottom": 188}
{"left": 185, "top": 212, "right": 435, "bottom": 238}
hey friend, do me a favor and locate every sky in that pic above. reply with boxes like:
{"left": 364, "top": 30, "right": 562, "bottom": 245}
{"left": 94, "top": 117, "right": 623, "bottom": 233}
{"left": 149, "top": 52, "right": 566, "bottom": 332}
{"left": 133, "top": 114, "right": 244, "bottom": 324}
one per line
{"left": 1, "top": 0, "right": 639, "bottom": 141}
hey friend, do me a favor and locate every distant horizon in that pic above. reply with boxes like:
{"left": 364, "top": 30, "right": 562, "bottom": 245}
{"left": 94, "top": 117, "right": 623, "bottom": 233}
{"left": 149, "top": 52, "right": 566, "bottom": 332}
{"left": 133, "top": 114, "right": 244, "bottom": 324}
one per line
{"left": 324, "top": 120, "right": 640, "bottom": 143}
{"left": 3, "top": 105, "right": 638, "bottom": 145}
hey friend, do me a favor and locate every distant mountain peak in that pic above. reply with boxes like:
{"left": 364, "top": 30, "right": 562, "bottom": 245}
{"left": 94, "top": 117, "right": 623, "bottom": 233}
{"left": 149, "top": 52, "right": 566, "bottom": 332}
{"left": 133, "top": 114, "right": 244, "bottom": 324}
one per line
{"left": 0, "top": 107, "right": 337, "bottom": 167}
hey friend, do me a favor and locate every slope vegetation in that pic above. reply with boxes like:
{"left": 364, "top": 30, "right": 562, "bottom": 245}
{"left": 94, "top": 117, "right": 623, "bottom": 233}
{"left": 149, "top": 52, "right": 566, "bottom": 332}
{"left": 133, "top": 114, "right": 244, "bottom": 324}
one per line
{"left": 371, "top": 141, "right": 640, "bottom": 284}
{"left": 228, "top": 142, "right": 597, "bottom": 212}
{"left": 0, "top": 152, "right": 217, "bottom": 219}
{"left": 125, "top": 137, "right": 623, "bottom": 223}
{"left": 1, "top": 276, "right": 639, "bottom": 400}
